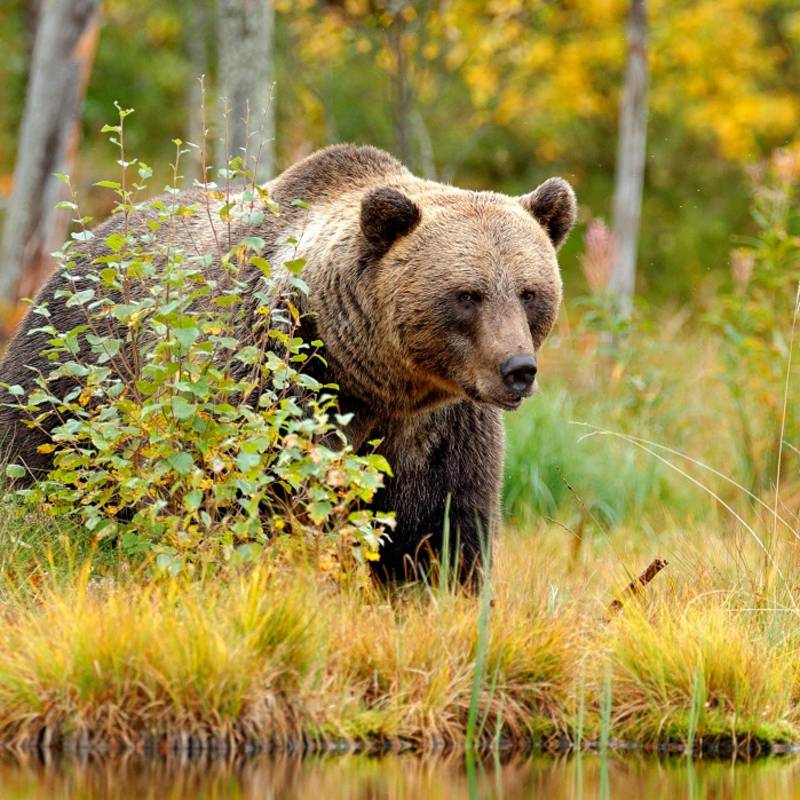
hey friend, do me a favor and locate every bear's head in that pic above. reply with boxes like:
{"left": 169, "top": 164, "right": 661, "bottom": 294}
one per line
{"left": 361, "top": 179, "right": 576, "bottom": 410}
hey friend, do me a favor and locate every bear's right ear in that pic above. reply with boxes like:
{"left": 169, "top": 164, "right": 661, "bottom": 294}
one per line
{"left": 518, "top": 177, "right": 577, "bottom": 250}
{"left": 360, "top": 187, "right": 421, "bottom": 258}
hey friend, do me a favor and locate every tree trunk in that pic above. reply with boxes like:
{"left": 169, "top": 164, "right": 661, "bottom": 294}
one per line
{"left": 388, "top": 14, "right": 412, "bottom": 167}
{"left": 609, "top": 0, "right": 648, "bottom": 318}
{"left": 0, "top": 0, "right": 100, "bottom": 312}
{"left": 413, "top": 110, "right": 436, "bottom": 180}
{"left": 216, "top": 0, "right": 275, "bottom": 182}
{"left": 24, "top": 0, "right": 44, "bottom": 62}
{"left": 185, "top": 0, "right": 210, "bottom": 185}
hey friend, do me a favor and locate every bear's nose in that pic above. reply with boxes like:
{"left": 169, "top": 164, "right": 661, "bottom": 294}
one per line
{"left": 499, "top": 354, "right": 538, "bottom": 395}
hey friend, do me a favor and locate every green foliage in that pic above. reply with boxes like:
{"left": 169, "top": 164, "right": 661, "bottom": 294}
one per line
{"left": 706, "top": 150, "right": 800, "bottom": 494}
{"left": 503, "top": 386, "right": 668, "bottom": 528}
{"left": 2, "top": 109, "right": 393, "bottom": 577}
{"left": 572, "top": 294, "right": 635, "bottom": 356}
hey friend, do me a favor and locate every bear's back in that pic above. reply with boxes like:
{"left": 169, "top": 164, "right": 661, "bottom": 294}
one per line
{"left": 271, "top": 144, "right": 410, "bottom": 207}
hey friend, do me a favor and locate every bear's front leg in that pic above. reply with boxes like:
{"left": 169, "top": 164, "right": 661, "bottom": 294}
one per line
{"left": 370, "top": 401, "right": 504, "bottom": 588}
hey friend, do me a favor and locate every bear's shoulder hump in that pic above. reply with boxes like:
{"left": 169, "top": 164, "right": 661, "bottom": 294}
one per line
{"left": 273, "top": 144, "right": 409, "bottom": 205}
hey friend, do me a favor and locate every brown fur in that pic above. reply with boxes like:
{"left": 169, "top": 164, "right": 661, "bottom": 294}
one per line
{"left": 0, "top": 144, "right": 576, "bottom": 584}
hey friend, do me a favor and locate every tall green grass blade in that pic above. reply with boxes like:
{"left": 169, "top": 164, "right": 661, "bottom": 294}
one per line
{"left": 465, "top": 752, "right": 479, "bottom": 800}
{"left": 574, "top": 751, "right": 585, "bottom": 800}
{"left": 465, "top": 519, "right": 492, "bottom": 752}
{"left": 599, "top": 663, "right": 612, "bottom": 755}
{"left": 686, "top": 666, "right": 705, "bottom": 756}
{"left": 437, "top": 492, "right": 455, "bottom": 599}
{"left": 574, "top": 668, "right": 585, "bottom": 752}
{"left": 599, "top": 753, "right": 611, "bottom": 800}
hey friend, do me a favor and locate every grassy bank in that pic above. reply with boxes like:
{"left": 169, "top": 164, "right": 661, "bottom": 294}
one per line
{"left": 1, "top": 309, "right": 799, "bottom": 757}
{"left": 0, "top": 517, "right": 798, "bottom": 756}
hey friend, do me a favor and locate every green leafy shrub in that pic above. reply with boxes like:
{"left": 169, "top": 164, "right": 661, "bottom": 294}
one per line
{"left": 2, "top": 107, "right": 393, "bottom": 577}
{"left": 706, "top": 148, "right": 800, "bottom": 496}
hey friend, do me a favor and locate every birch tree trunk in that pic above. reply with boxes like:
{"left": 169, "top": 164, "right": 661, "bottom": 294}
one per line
{"left": 609, "top": 0, "right": 648, "bottom": 318}
{"left": 0, "top": 0, "right": 100, "bottom": 308}
{"left": 185, "top": 0, "right": 210, "bottom": 185}
{"left": 216, "top": 0, "right": 275, "bottom": 182}
{"left": 388, "top": 16, "right": 412, "bottom": 167}
{"left": 24, "top": 0, "right": 44, "bottom": 61}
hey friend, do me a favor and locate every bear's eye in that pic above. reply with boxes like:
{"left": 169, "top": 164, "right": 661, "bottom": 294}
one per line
{"left": 457, "top": 291, "right": 482, "bottom": 305}
{"left": 520, "top": 290, "right": 537, "bottom": 304}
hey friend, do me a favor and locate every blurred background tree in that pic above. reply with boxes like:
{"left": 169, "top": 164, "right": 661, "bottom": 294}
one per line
{"left": 609, "top": 0, "right": 648, "bottom": 318}
{"left": 0, "top": 0, "right": 99, "bottom": 314}
{"left": 217, "top": 0, "right": 275, "bottom": 180}
{"left": 0, "top": 0, "right": 798, "bottom": 309}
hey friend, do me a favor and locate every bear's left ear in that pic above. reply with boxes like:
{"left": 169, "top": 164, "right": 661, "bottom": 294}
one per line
{"left": 518, "top": 177, "right": 577, "bottom": 250}
{"left": 360, "top": 187, "right": 421, "bottom": 258}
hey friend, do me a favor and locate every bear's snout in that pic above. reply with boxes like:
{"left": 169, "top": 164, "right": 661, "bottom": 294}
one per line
{"left": 499, "top": 354, "right": 538, "bottom": 397}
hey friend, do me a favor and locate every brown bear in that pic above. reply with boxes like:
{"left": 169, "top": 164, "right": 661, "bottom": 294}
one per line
{"left": 0, "top": 144, "right": 576, "bottom": 583}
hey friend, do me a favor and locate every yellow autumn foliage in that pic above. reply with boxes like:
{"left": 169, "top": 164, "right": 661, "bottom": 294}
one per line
{"left": 280, "top": 0, "right": 799, "bottom": 164}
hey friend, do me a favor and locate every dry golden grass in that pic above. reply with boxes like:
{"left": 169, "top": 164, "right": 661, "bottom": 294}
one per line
{"left": 0, "top": 517, "right": 796, "bottom": 754}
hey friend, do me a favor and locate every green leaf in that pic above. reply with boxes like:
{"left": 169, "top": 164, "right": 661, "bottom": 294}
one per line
{"left": 99, "top": 267, "right": 120, "bottom": 287}
{"left": 251, "top": 256, "right": 271, "bottom": 277}
{"left": 242, "top": 236, "right": 265, "bottom": 252}
{"left": 28, "top": 390, "right": 50, "bottom": 405}
{"left": 308, "top": 500, "right": 332, "bottom": 524}
{"left": 171, "top": 396, "right": 196, "bottom": 420}
{"left": 105, "top": 232, "right": 126, "bottom": 252}
{"left": 184, "top": 490, "right": 203, "bottom": 512}
{"left": 5, "top": 464, "right": 26, "bottom": 479}
{"left": 283, "top": 258, "right": 306, "bottom": 275}
{"left": 172, "top": 325, "right": 200, "bottom": 350}
{"left": 213, "top": 295, "right": 242, "bottom": 307}
{"left": 167, "top": 452, "right": 194, "bottom": 475}
{"left": 234, "top": 346, "right": 260, "bottom": 365}
{"left": 65, "top": 289, "right": 95, "bottom": 307}
{"left": 236, "top": 452, "right": 261, "bottom": 471}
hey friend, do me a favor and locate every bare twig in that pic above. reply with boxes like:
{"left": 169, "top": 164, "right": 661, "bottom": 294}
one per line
{"left": 605, "top": 557, "right": 668, "bottom": 619}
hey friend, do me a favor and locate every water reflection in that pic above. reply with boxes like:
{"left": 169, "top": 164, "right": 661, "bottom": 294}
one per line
{"left": 2, "top": 751, "right": 800, "bottom": 799}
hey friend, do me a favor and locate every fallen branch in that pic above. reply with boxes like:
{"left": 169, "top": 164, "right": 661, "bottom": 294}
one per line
{"left": 605, "top": 557, "right": 668, "bottom": 619}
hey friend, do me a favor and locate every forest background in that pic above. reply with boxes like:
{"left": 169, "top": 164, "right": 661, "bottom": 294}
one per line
{"left": 1, "top": 0, "right": 798, "bottom": 308}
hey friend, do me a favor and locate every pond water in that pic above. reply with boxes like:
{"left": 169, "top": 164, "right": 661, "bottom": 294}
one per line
{"left": 2, "top": 752, "right": 800, "bottom": 799}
